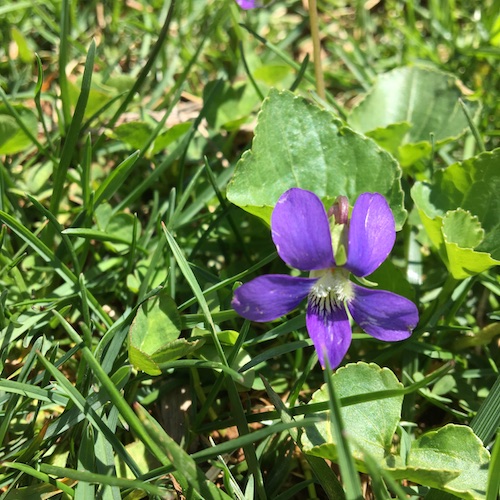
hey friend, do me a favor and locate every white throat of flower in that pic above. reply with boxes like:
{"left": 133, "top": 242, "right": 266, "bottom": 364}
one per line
{"left": 308, "top": 268, "right": 354, "bottom": 315}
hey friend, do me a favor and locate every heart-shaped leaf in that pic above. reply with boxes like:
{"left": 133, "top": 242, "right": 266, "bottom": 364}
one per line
{"left": 227, "top": 89, "right": 407, "bottom": 229}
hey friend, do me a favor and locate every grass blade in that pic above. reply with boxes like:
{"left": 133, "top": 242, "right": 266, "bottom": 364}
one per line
{"left": 322, "top": 360, "right": 363, "bottom": 500}
{"left": 50, "top": 39, "right": 96, "bottom": 218}
{"left": 470, "top": 373, "right": 500, "bottom": 444}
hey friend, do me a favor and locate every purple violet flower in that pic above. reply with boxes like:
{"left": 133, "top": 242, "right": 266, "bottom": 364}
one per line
{"left": 232, "top": 188, "right": 419, "bottom": 369}
{"left": 236, "top": 0, "right": 258, "bottom": 9}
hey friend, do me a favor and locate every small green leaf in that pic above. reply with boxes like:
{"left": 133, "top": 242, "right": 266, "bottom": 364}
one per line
{"left": 0, "top": 114, "right": 19, "bottom": 147}
{"left": 130, "top": 293, "right": 182, "bottom": 351}
{"left": 129, "top": 292, "right": 204, "bottom": 375}
{"left": 193, "top": 327, "right": 239, "bottom": 346}
{"left": 302, "top": 363, "right": 404, "bottom": 468}
{"left": 442, "top": 210, "right": 484, "bottom": 248}
{"left": 364, "top": 122, "right": 434, "bottom": 167}
{"left": 129, "top": 347, "right": 161, "bottom": 376}
{"left": 398, "top": 141, "right": 433, "bottom": 168}
{"left": 113, "top": 121, "right": 153, "bottom": 150}
{"left": 411, "top": 149, "right": 500, "bottom": 278}
{"left": 130, "top": 338, "right": 205, "bottom": 376}
{"left": 0, "top": 105, "right": 38, "bottom": 155}
{"left": 95, "top": 206, "right": 137, "bottom": 253}
{"left": 227, "top": 89, "right": 407, "bottom": 229}
{"left": 153, "top": 338, "right": 205, "bottom": 366}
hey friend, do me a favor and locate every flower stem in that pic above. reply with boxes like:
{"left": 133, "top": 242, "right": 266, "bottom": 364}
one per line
{"left": 308, "top": 0, "right": 325, "bottom": 99}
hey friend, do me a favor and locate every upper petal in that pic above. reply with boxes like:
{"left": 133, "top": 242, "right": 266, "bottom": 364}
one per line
{"left": 345, "top": 193, "right": 396, "bottom": 277}
{"left": 271, "top": 188, "right": 335, "bottom": 271}
{"left": 347, "top": 285, "right": 418, "bottom": 341}
{"left": 232, "top": 274, "right": 316, "bottom": 322}
{"left": 306, "top": 300, "right": 352, "bottom": 369}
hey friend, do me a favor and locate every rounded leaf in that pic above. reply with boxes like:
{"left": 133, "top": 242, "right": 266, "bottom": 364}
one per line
{"left": 302, "top": 362, "right": 404, "bottom": 465}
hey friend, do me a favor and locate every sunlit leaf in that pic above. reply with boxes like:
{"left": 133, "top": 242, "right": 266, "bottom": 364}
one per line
{"left": 398, "top": 425, "right": 490, "bottom": 500}
{"left": 302, "top": 364, "right": 490, "bottom": 499}
{"left": 348, "top": 66, "right": 481, "bottom": 166}
{"left": 227, "top": 89, "right": 407, "bottom": 229}
{"left": 129, "top": 293, "right": 203, "bottom": 375}
{"left": 411, "top": 148, "right": 500, "bottom": 278}
{"left": 302, "top": 363, "right": 404, "bottom": 468}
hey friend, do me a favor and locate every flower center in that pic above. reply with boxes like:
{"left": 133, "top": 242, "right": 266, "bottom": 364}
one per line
{"left": 308, "top": 268, "right": 353, "bottom": 314}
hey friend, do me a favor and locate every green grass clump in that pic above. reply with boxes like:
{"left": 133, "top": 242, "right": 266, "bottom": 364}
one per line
{"left": 0, "top": 0, "right": 499, "bottom": 498}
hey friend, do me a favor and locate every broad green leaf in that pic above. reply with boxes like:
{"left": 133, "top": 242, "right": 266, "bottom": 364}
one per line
{"left": 129, "top": 292, "right": 204, "bottom": 375}
{"left": 411, "top": 149, "right": 500, "bottom": 278}
{"left": 227, "top": 89, "right": 406, "bottom": 229}
{"left": 348, "top": 66, "right": 480, "bottom": 166}
{"left": 349, "top": 65, "right": 480, "bottom": 144}
{"left": 401, "top": 425, "right": 490, "bottom": 500}
{"left": 301, "top": 364, "right": 490, "bottom": 498}
{"left": 0, "top": 105, "right": 38, "bottom": 154}
{"left": 301, "top": 363, "right": 404, "bottom": 468}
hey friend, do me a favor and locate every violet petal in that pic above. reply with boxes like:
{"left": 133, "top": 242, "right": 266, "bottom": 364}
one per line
{"left": 345, "top": 193, "right": 396, "bottom": 277}
{"left": 306, "top": 300, "right": 352, "bottom": 369}
{"left": 232, "top": 274, "right": 316, "bottom": 322}
{"left": 348, "top": 284, "right": 418, "bottom": 341}
{"left": 271, "top": 188, "right": 335, "bottom": 271}
{"left": 236, "top": 0, "right": 257, "bottom": 8}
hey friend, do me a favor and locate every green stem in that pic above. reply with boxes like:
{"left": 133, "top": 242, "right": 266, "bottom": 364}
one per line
{"left": 308, "top": 0, "right": 325, "bottom": 99}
